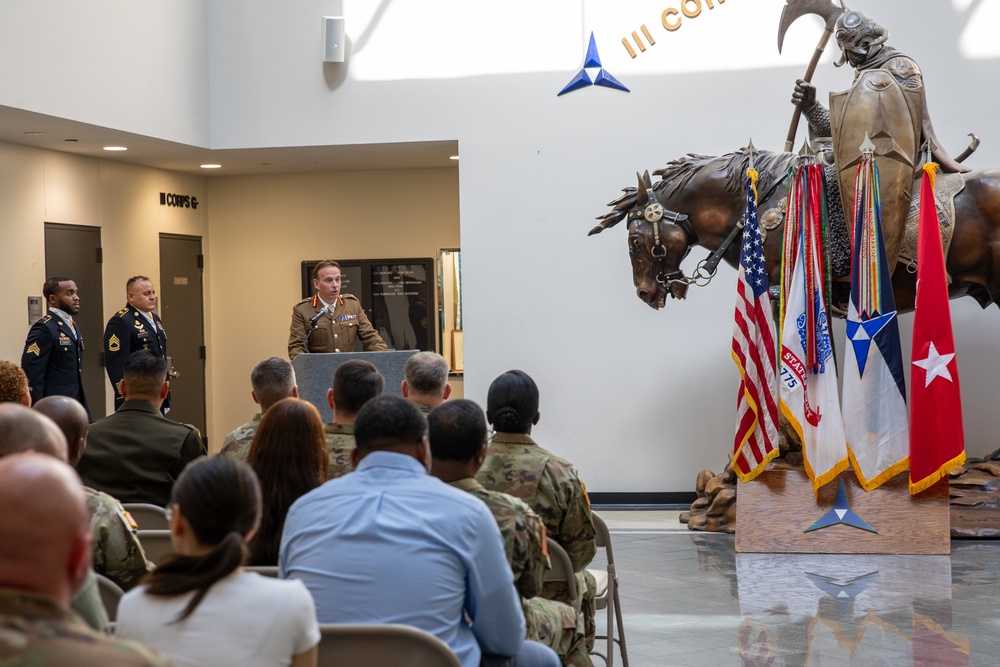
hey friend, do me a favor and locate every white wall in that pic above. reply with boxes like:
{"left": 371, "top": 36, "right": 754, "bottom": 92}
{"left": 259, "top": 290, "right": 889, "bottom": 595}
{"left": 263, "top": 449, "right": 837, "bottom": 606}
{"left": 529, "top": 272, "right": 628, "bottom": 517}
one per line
{"left": 2, "top": 0, "right": 998, "bottom": 492}
{"left": 0, "top": 1, "right": 210, "bottom": 145}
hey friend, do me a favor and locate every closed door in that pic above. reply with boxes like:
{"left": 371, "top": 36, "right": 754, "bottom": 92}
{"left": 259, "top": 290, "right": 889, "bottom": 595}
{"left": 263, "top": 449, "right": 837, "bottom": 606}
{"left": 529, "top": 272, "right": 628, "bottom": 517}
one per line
{"left": 159, "top": 234, "right": 207, "bottom": 441}
{"left": 44, "top": 223, "right": 106, "bottom": 419}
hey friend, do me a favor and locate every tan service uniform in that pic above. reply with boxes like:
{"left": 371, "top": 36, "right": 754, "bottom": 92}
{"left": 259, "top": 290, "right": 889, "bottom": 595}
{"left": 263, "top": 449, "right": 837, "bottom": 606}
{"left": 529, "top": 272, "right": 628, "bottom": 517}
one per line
{"left": 288, "top": 294, "right": 388, "bottom": 360}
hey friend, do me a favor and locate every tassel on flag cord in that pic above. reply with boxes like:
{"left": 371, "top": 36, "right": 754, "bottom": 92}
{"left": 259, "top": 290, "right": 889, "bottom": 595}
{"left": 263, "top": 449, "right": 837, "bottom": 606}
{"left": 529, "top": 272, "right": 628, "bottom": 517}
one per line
{"left": 731, "top": 167, "right": 780, "bottom": 482}
{"left": 842, "top": 144, "right": 910, "bottom": 491}
{"left": 909, "top": 162, "right": 966, "bottom": 494}
{"left": 778, "top": 163, "right": 849, "bottom": 495}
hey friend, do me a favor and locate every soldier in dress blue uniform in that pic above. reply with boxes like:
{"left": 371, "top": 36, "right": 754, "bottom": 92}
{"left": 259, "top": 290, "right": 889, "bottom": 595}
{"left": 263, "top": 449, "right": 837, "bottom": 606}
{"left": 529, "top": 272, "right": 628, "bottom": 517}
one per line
{"left": 103, "top": 276, "right": 170, "bottom": 413}
{"left": 20, "top": 276, "right": 89, "bottom": 418}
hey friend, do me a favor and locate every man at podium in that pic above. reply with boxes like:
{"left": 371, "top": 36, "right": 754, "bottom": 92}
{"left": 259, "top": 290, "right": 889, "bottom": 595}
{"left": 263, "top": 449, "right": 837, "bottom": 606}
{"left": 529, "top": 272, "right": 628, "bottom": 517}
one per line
{"left": 288, "top": 260, "right": 388, "bottom": 360}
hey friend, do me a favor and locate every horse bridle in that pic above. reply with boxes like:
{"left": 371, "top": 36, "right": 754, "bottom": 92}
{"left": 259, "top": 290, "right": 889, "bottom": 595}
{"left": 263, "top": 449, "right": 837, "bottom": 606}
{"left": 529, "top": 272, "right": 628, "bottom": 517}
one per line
{"left": 630, "top": 175, "right": 783, "bottom": 293}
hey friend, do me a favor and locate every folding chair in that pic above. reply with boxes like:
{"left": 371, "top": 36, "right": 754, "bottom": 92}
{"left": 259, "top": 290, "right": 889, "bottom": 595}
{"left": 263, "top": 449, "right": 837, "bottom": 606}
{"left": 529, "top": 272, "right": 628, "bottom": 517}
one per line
{"left": 122, "top": 503, "right": 170, "bottom": 530}
{"left": 136, "top": 529, "right": 174, "bottom": 565}
{"left": 588, "top": 511, "right": 628, "bottom": 667}
{"left": 317, "top": 623, "right": 462, "bottom": 667}
{"left": 95, "top": 572, "right": 124, "bottom": 622}
{"left": 543, "top": 537, "right": 579, "bottom": 606}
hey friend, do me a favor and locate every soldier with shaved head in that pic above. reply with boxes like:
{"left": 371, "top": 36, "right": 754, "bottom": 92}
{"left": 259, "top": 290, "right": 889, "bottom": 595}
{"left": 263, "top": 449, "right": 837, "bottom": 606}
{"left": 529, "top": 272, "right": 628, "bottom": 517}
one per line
{"left": 0, "top": 453, "right": 168, "bottom": 665}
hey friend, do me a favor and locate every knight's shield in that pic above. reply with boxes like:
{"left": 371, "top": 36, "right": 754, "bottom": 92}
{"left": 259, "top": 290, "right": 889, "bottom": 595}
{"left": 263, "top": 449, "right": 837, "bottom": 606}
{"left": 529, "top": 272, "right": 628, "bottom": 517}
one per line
{"left": 830, "top": 70, "right": 921, "bottom": 274}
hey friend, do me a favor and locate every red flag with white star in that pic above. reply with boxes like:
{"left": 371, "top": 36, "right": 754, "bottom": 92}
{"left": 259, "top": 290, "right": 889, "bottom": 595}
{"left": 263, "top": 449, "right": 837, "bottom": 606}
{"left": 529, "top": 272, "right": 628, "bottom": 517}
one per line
{"left": 909, "top": 163, "right": 966, "bottom": 494}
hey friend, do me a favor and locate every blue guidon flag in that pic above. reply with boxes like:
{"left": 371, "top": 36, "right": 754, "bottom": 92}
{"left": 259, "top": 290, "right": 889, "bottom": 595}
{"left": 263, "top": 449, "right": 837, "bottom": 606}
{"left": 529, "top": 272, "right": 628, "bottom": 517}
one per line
{"left": 842, "top": 146, "right": 910, "bottom": 491}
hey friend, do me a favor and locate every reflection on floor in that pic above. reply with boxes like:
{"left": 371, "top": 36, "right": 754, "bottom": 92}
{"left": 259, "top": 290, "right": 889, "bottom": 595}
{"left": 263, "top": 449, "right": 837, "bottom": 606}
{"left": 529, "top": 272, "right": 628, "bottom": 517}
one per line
{"left": 594, "top": 510, "right": 995, "bottom": 666}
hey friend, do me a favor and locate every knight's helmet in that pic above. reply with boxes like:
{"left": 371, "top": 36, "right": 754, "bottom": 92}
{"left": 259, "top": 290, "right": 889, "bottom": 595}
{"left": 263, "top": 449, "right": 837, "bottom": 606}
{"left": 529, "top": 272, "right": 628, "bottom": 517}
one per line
{"left": 834, "top": 10, "right": 889, "bottom": 68}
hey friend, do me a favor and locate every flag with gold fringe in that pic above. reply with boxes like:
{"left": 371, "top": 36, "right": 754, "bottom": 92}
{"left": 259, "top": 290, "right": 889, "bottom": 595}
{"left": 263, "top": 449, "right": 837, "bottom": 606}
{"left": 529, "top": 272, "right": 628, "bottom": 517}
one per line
{"left": 909, "top": 162, "right": 965, "bottom": 494}
{"left": 842, "top": 144, "right": 910, "bottom": 491}
{"left": 778, "top": 163, "right": 848, "bottom": 495}
{"left": 731, "top": 167, "right": 779, "bottom": 482}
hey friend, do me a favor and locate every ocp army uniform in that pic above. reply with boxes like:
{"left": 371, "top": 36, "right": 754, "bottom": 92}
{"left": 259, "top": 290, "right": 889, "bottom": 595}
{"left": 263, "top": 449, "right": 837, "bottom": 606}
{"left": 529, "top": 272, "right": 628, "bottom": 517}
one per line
{"left": 104, "top": 305, "right": 169, "bottom": 412}
{"left": 325, "top": 422, "right": 356, "bottom": 480}
{"left": 477, "top": 432, "right": 598, "bottom": 651}
{"left": 20, "top": 313, "right": 88, "bottom": 416}
{"left": 85, "top": 487, "right": 152, "bottom": 591}
{"left": 450, "top": 478, "right": 589, "bottom": 667}
{"left": 288, "top": 294, "right": 388, "bottom": 360}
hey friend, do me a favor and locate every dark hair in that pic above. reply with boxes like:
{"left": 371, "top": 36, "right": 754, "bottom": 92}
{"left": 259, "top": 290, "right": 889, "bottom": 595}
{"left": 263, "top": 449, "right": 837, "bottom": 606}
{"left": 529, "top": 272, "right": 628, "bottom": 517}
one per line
{"left": 332, "top": 360, "right": 384, "bottom": 415}
{"left": 43, "top": 277, "right": 73, "bottom": 300}
{"left": 487, "top": 370, "right": 539, "bottom": 434}
{"left": 354, "top": 395, "right": 427, "bottom": 453}
{"left": 143, "top": 457, "right": 261, "bottom": 622}
{"left": 250, "top": 357, "right": 296, "bottom": 411}
{"left": 245, "top": 398, "right": 326, "bottom": 566}
{"left": 428, "top": 399, "right": 487, "bottom": 461}
{"left": 126, "top": 275, "right": 151, "bottom": 290}
{"left": 123, "top": 350, "right": 168, "bottom": 396}
{"left": 404, "top": 352, "right": 450, "bottom": 395}
{"left": 312, "top": 260, "right": 341, "bottom": 280}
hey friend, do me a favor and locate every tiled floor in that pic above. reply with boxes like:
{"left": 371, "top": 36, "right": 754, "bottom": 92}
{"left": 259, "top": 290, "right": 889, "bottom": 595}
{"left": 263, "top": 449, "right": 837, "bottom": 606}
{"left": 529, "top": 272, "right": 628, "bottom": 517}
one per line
{"left": 593, "top": 510, "right": 998, "bottom": 666}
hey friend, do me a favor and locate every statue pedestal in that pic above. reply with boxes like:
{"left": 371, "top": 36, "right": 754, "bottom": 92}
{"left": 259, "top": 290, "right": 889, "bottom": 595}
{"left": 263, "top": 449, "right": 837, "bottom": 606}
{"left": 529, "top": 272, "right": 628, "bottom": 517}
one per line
{"left": 735, "top": 467, "right": 949, "bottom": 555}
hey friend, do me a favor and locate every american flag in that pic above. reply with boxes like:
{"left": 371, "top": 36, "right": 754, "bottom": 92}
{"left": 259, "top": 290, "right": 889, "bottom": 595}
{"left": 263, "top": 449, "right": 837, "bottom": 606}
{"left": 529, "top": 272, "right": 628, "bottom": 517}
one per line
{"left": 731, "top": 171, "right": 780, "bottom": 482}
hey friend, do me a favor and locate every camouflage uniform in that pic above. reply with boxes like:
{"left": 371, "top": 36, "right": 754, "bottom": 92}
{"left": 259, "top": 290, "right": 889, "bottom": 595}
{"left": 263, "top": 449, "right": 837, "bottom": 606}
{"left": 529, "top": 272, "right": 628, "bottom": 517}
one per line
{"left": 86, "top": 487, "right": 152, "bottom": 591}
{"left": 477, "top": 432, "right": 598, "bottom": 651}
{"left": 414, "top": 403, "right": 433, "bottom": 416}
{"left": 451, "top": 478, "right": 589, "bottom": 667}
{"left": 69, "top": 569, "right": 109, "bottom": 632}
{"left": 218, "top": 413, "right": 262, "bottom": 462}
{"left": 0, "top": 589, "right": 170, "bottom": 666}
{"left": 325, "top": 422, "right": 355, "bottom": 480}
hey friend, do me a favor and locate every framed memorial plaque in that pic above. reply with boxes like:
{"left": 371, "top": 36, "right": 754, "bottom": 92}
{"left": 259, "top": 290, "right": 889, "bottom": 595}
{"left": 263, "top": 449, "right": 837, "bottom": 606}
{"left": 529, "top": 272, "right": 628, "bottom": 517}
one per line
{"left": 300, "top": 258, "right": 435, "bottom": 352}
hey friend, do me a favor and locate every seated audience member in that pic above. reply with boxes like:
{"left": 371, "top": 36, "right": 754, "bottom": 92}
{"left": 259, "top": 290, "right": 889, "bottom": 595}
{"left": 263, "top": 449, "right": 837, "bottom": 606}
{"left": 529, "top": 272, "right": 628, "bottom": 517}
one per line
{"left": 323, "top": 359, "right": 383, "bottom": 479}
{"left": 117, "top": 456, "right": 319, "bottom": 667}
{"left": 246, "top": 398, "right": 326, "bottom": 566}
{"left": 477, "top": 370, "right": 598, "bottom": 650}
{"left": 280, "top": 395, "right": 560, "bottom": 667}
{"left": 35, "top": 395, "right": 153, "bottom": 590}
{"left": 0, "top": 453, "right": 166, "bottom": 663}
{"left": 77, "top": 350, "right": 206, "bottom": 506}
{"left": 0, "top": 360, "right": 31, "bottom": 405}
{"left": 429, "top": 399, "right": 589, "bottom": 667}
{"left": 220, "top": 357, "right": 298, "bottom": 461}
{"left": 402, "top": 351, "right": 451, "bottom": 414}
{"left": 0, "top": 403, "right": 108, "bottom": 631}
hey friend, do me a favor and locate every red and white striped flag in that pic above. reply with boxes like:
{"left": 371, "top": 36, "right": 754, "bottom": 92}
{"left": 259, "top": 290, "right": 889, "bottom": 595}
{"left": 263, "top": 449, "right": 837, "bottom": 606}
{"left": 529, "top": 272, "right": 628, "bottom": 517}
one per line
{"left": 732, "top": 168, "right": 780, "bottom": 482}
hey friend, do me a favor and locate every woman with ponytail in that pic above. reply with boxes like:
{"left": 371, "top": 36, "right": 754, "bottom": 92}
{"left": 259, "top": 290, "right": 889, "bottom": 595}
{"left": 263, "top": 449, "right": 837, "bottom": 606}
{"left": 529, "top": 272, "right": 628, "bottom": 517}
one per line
{"left": 475, "top": 370, "right": 599, "bottom": 649}
{"left": 116, "top": 457, "right": 319, "bottom": 667}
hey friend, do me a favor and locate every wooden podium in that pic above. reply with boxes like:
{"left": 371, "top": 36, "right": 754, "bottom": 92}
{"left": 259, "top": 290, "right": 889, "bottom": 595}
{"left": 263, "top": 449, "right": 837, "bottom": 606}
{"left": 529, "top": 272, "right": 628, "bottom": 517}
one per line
{"left": 735, "top": 466, "right": 950, "bottom": 555}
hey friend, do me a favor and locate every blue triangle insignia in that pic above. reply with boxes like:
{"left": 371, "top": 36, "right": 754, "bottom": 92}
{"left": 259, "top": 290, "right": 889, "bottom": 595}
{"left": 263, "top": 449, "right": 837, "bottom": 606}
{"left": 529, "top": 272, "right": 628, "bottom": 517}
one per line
{"left": 594, "top": 68, "right": 630, "bottom": 92}
{"left": 804, "top": 479, "right": 877, "bottom": 533}
{"left": 557, "top": 69, "right": 593, "bottom": 96}
{"left": 584, "top": 32, "right": 602, "bottom": 68}
{"left": 805, "top": 571, "right": 879, "bottom": 600}
{"left": 847, "top": 310, "right": 895, "bottom": 377}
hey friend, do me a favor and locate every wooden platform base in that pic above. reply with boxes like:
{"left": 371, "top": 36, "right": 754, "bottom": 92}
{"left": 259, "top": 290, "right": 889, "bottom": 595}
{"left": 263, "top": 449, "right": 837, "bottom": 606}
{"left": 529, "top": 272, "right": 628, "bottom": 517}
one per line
{"left": 735, "top": 467, "right": 950, "bottom": 554}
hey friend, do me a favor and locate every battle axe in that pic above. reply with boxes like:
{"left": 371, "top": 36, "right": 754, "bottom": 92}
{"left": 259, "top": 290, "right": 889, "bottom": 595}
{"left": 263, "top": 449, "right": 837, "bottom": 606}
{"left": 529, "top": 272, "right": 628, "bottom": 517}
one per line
{"left": 777, "top": 0, "right": 845, "bottom": 151}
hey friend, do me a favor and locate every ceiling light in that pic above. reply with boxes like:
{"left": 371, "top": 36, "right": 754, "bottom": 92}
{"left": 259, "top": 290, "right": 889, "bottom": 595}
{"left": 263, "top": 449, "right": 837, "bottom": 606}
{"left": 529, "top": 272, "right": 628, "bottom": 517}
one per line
{"left": 200, "top": 164, "right": 222, "bottom": 169}
{"left": 23, "top": 131, "right": 47, "bottom": 136}
{"left": 103, "top": 146, "right": 128, "bottom": 151}
{"left": 449, "top": 155, "right": 459, "bottom": 160}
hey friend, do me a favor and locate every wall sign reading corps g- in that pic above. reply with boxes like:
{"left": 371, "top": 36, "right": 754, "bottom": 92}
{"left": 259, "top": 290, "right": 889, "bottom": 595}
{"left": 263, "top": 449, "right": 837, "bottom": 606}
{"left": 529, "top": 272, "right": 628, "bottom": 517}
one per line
{"left": 160, "top": 192, "right": 200, "bottom": 209}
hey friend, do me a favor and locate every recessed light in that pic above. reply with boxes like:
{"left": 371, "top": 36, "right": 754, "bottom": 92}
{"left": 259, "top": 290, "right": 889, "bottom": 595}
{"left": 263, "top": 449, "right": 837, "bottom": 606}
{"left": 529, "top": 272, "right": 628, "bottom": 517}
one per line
{"left": 259, "top": 162, "right": 272, "bottom": 166}
{"left": 200, "top": 164, "right": 222, "bottom": 169}
{"left": 103, "top": 146, "right": 128, "bottom": 151}
{"left": 449, "top": 155, "right": 459, "bottom": 160}
{"left": 24, "top": 131, "right": 47, "bottom": 136}
{"left": 64, "top": 139, "right": 78, "bottom": 142}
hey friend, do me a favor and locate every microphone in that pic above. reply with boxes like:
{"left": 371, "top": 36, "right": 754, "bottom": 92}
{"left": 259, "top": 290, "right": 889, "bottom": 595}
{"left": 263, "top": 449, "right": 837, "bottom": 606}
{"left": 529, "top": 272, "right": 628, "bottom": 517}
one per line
{"left": 309, "top": 304, "right": 330, "bottom": 327}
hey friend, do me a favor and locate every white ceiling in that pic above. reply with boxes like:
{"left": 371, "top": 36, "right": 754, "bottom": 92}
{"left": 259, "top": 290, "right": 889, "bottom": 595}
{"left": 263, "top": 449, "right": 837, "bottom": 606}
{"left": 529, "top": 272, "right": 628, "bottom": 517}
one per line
{"left": 0, "top": 105, "right": 459, "bottom": 176}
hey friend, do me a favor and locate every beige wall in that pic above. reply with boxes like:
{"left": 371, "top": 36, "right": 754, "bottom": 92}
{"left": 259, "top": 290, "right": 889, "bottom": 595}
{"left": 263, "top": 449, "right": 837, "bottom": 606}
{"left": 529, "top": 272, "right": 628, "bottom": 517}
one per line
{"left": 204, "top": 168, "right": 460, "bottom": 450}
{"left": 0, "top": 142, "right": 208, "bottom": 418}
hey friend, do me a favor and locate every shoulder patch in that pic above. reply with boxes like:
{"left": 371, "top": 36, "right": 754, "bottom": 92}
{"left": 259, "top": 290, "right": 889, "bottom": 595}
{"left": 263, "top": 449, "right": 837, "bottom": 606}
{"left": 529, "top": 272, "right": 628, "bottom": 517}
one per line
{"left": 26, "top": 342, "right": 41, "bottom": 356}
{"left": 41, "top": 315, "right": 52, "bottom": 323}
{"left": 117, "top": 308, "right": 128, "bottom": 316}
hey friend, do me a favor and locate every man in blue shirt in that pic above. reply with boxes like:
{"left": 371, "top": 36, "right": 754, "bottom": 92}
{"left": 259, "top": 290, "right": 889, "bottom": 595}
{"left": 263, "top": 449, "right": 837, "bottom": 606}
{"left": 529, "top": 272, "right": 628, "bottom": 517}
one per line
{"left": 279, "top": 395, "right": 559, "bottom": 667}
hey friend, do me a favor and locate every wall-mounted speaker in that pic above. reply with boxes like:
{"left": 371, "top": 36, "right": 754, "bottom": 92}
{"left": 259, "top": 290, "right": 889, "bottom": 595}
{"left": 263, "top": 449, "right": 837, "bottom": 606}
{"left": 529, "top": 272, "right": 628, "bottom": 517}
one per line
{"left": 322, "top": 16, "right": 346, "bottom": 63}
